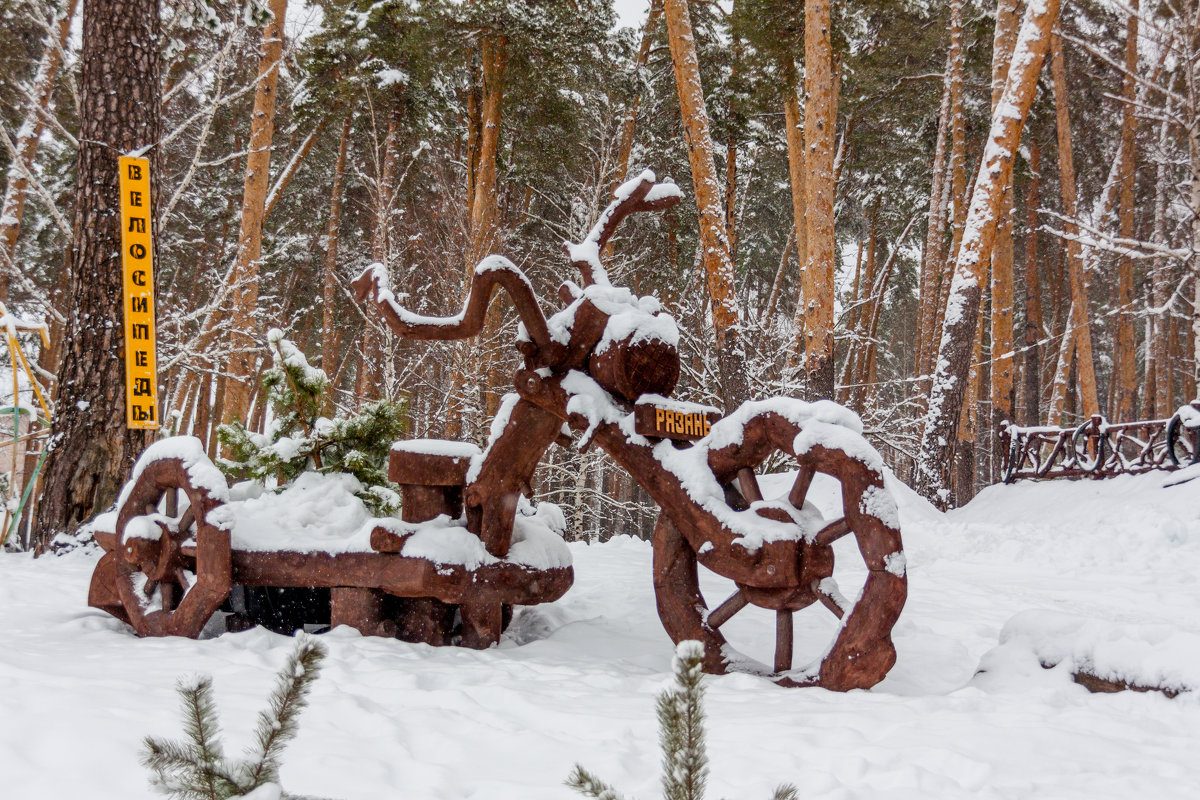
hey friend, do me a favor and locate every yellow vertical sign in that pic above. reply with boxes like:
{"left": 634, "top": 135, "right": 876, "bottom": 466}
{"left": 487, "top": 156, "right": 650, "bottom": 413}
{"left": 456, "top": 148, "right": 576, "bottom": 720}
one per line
{"left": 118, "top": 156, "right": 158, "bottom": 429}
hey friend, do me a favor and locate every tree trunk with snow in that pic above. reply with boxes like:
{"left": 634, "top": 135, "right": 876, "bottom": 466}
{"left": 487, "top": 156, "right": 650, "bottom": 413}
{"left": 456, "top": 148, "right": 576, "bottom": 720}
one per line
{"left": 916, "top": 70, "right": 951, "bottom": 392}
{"left": 800, "top": 0, "right": 837, "bottom": 398}
{"left": 1046, "top": 31, "right": 1100, "bottom": 423}
{"left": 1021, "top": 140, "right": 1045, "bottom": 426}
{"left": 934, "top": 0, "right": 968, "bottom": 362}
{"left": 0, "top": 0, "right": 79, "bottom": 303}
{"left": 663, "top": 0, "right": 746, "bottom": 408}
{"left": 322, "top": 114, "right": 353, "bottom": 407}
{"left": 34, "top": 0, "right": 161, "bottom": 545}
{"left": 989, "top": 0, "right": 1019, "bottom": 439}
{"left": 220, "top": 0, "right": 289, "bottom": 428}
{"left": 1112, "top": 1, "right": 1140, "bottom": 421}
{"left": 916, "top": 0, "right": 1061, "bottom": 507}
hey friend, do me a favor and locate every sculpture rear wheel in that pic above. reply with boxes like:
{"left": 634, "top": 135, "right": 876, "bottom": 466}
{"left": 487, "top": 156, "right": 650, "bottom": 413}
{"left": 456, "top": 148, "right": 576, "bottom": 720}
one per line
{"left": 652, "top": 432, "right": 906, "bottom": 691}
{"left": 112, "top": 458, "right": 231, "bottom": 638}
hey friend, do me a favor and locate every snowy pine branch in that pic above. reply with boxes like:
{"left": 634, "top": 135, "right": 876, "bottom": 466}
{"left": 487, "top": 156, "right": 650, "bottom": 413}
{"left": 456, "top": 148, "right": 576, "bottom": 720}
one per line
{"left": 567, "top": 642, "right": 797, "bottom": 800}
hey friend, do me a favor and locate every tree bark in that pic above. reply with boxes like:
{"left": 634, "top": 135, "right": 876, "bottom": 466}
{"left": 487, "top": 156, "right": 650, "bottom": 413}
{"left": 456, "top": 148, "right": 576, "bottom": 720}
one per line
{"left": 663, "top": 0, "right": 746, "bottom": 408}
{"left": 916, "top": 0, "right": 1061, "bottom": 506}
{"left": 1046, "top": 31, "right": 1100, "bottom": 423}
{"left": 0, "top": 0, "right": 80, "bottom": 302}
{"left": 801, "top": 0, "right": 837, "bottom": 398}
{"left": 467, "top": 34, "right": 508, "bottom": 270}
{"left": 935, "top": 0, "right": 968, "bottom": 359}
{"left": 917, "top": 67, "right": 952, "bottom": 389}
{"left": 322, "top": 113, "right": 353, "bottom": 409}
{"left": 1112, "top": 1, "right": 1140, "bottom": 421}
{"left": 220, "top": 0, "right": 289, "bottom": 428}
{"left": 989, "top": 0, "right": 1019, "bottom": 437}
{"left": 34, "top": 0, "right": 161, "bottom": 545}
{"left": 1021, "top": 139, "right": 1044, "bottom": 426}
{"left": 783, "top": 77, "right": 808, "bottom": 351}
{"left": 1150, "top": 116, "right": 1172, "bottom": 418}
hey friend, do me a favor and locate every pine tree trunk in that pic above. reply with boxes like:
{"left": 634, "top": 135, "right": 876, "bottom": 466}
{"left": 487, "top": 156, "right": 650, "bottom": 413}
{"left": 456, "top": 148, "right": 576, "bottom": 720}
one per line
{"left": 935, "top": 0, "right": 968, "bottom": 357}
{"left": 611, "top": 0, "right": 662, "bottom": 199}
{"left": 1046, "top": 31, "right": 1100, "bottom": 423}
{"left": 1151, "top": 117, "right": 1172, "bottom": 417}
{"left": 1112, "top": 1, "right": 1140, "bottom": 420}
{"left": 34, "top": 0, "right": 161, "bottom": 545}
{"left": 916, "top": 0, "right": 1061, "bottom": 506}
{"left": 1021, "top": 140, "right": 1044, "bottom": 426}
{"left": 357, "top": 107, "right": 400, "bottom": 402}
{"left": 0, "top": 0, "right": 79, "bottom": 302}
{"left": 322, "top": 114, "right": 353, "bottom": 405}
{"left": 220, "top": 0, "right": 289, "bottom": 427}
{"left": 801, "top": 0, "right": 837, "bottom": 398}
{"left": 989, "top": 0, "right": 1019, "bottom": 440}
{"left": 663, "top": 0, "right": 746, "bottom": 408}
{"left": 916, "top": 68, "right": 951, "bottom": 390}
{"left": 467, "top": 34, "right": 508, "bottom": 270}
{"left": 783, "top": 78, "right": 808, "bottom": 352}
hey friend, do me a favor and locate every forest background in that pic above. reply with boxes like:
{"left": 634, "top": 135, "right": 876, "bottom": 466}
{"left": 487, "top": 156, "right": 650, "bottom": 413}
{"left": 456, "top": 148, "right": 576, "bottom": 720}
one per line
{"left": 1, "top": 0, "right": 1195, "bottom": 543}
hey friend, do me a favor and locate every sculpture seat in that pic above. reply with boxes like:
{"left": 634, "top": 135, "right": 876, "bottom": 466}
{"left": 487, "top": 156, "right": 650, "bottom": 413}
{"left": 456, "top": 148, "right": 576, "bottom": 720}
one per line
{"left": 389, "top": 440, "right": 481, "bottom": 523}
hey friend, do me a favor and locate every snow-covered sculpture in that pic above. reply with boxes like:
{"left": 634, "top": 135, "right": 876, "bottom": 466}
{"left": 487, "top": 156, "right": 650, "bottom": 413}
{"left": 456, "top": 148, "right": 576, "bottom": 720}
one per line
{"left": 87, "top": 171, "right": 906, "bottom": 691}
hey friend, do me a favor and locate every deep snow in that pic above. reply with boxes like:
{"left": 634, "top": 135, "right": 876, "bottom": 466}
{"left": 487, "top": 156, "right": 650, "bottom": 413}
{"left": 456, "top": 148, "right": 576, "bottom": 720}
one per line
{"left": 2, "top": 469, "right": 1199, "bottom": 798}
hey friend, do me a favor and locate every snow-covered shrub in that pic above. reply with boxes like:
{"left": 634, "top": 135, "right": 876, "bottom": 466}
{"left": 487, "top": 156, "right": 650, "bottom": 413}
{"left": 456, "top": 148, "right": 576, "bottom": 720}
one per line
{"left": 566, "top": 641, "right": 798, "bottom": 800}
{"left": 217, "top": 329, "right": 406, "bottom": 515}
{"left": 142, "top": 636, "right": 334, "bottom": 800}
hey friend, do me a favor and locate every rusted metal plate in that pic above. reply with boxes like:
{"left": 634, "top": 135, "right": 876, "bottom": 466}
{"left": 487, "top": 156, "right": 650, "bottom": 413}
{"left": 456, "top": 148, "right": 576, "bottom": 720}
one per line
{"left": 633, "top": 399, "right": 721, "bottom": 441}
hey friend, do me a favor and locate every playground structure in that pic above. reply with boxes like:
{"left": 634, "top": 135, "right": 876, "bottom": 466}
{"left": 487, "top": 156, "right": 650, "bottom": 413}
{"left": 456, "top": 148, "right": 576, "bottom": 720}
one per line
{"left": 86, "top": 171, "right": 907, "bottom": 691}
{"left": 1001, "top": 403, "right": 1200, "bottom": 483}
{"left": 0, "top": 304, "right": 52, "bottom": 549}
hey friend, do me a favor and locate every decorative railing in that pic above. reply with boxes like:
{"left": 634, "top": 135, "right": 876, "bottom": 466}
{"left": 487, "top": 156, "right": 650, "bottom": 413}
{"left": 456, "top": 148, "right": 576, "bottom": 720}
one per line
{"left": 1000, "top": 402, "right": 1200, "bottom": 483}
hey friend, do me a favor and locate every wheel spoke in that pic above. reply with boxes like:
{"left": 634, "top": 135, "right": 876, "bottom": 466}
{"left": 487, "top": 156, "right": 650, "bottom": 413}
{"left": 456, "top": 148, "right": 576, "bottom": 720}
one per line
{"left": 736, "top": 468, "right": 763, "bottom": 503}
{"left": 164, "top": 488, "right": 179, "bottom": 517}
{"left": 816, "top": 579, "right": 848, "bottom": 619}
{"left": 706, "top": 590, "right": 748, "bottom": 629}
{"left": 775, "top": 610, "right": 793, "bottom": 673}
{"left": 788, "top": 465, "right": 815, "bottom": 509}
{"left": 814, "top": 518, "right": 851, "bottom": 546}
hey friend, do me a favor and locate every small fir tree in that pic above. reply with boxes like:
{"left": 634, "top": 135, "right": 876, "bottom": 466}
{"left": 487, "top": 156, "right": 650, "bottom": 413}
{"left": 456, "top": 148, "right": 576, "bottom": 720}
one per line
{"left": 142, "top": 636, "right": 334, "bottom": 800}
{"left": 217, "top": 329, "right": 407, "bottom": 514}
{"left": 567, "top": 641, "right": 798, "bottom": 800}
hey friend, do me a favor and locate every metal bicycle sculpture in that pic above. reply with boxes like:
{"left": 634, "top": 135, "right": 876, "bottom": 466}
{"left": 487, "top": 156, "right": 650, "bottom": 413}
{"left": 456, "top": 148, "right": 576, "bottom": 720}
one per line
{"left": 1002, "top": 401, "right": 1200, "bottom": 483}
{"left": 89, "top": 171, "right": 907, "bottom": 691}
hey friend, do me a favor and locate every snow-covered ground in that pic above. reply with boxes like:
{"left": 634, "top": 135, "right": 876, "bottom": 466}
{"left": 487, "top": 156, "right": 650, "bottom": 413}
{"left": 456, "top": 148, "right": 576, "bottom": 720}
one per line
{"left": 2, "top": 470, "right": 1199, "bottom": 798}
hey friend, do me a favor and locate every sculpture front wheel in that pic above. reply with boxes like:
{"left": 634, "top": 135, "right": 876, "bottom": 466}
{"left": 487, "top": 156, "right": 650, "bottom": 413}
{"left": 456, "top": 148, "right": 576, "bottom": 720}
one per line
{"left": 652, "top": 436, "right": 906, "bottom": 691}
{"left": 111, "top": 457, "right": 232, "bottom": 638}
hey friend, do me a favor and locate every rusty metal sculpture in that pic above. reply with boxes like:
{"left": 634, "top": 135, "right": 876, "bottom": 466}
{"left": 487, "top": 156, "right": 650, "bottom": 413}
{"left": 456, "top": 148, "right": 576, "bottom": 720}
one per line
{"left": 1001, "top": 402, "right": 1200, "bottom": 483}
{"left": 88, "top": 171, "right": 907, "bottom": 691}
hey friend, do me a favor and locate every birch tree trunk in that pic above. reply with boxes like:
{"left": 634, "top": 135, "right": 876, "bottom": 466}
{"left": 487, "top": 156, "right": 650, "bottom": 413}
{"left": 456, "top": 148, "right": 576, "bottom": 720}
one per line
{"left": 220, "top": 0, "right": 288, "bottom": 427}
{"left": 1046, "top": 31, "right": 1100, "bottom": 423}
{"left": 1112, "top": 0, "right": 1140, "bottom": 420}
{"left": 801, "top": 0, "right": 837, "bottom": 398}
{"left": 916, "top": 0, "right": 1061, "bottom": 506}
{"left": 663, "top": 0, "right": 746, "bottom": 408}
{"left": 35, "top": 0, "right": 161, "bottom": 545}
{"left": 0, "top": 0, "right": 79, "bottom": 302}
